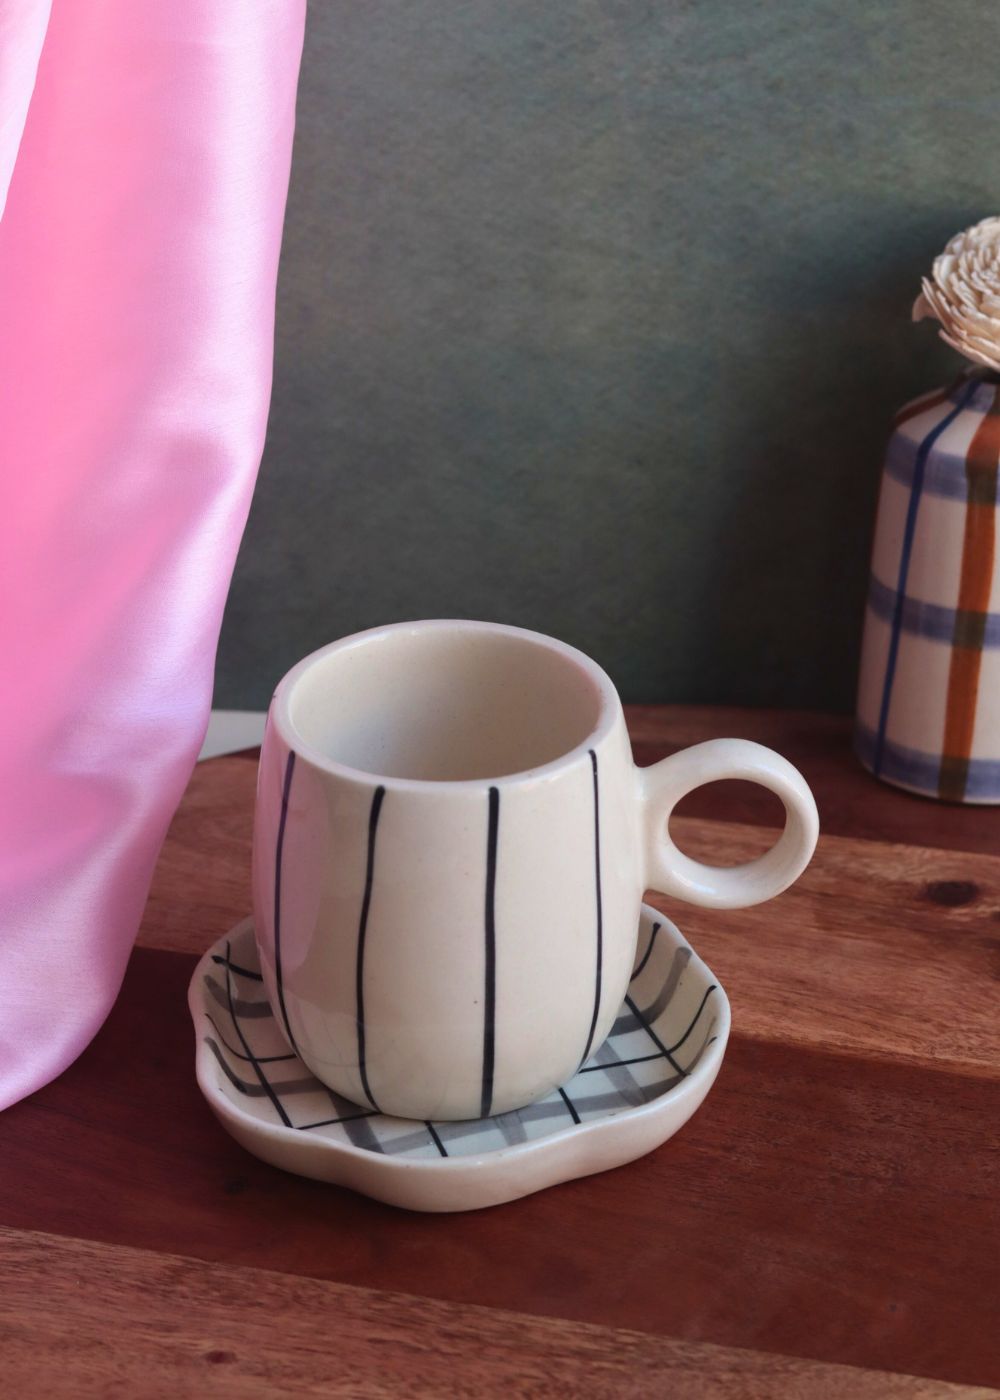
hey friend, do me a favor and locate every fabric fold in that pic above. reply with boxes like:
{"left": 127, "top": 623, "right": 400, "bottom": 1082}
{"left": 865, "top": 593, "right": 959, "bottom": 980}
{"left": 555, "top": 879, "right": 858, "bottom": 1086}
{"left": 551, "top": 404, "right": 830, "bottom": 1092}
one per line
{"left": 0, "top": 0, "right": 51, "bottom": 216}
{"left": 0, "top": 0, "right": 306, "bottom": 1109}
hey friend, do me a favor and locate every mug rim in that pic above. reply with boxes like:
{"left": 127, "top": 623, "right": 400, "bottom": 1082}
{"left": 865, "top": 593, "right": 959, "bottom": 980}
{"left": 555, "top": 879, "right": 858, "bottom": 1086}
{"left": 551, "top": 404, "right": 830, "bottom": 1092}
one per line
{"left": 268, "top": 618, "right": 621, "bottom": 791}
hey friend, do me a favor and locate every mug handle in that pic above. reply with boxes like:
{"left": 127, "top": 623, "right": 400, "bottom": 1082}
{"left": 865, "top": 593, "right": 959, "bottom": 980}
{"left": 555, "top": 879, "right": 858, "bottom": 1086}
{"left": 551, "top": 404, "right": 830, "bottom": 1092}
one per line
{"left": 637, "top": 739, "right": 819, "bottom": 909}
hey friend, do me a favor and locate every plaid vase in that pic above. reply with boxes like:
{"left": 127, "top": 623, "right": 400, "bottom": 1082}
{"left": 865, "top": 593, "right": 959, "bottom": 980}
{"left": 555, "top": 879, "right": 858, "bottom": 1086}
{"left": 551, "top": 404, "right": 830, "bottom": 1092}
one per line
{"left": 856, "top": 370, "right": 1000, "bottom": 803}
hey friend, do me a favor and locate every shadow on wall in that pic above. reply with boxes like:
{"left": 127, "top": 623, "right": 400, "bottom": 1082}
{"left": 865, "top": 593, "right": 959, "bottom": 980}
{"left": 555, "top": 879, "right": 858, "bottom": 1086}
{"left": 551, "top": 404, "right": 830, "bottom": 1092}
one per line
{"left": 698, "top": 202, "right": 971, "bottom": 712}
{"left": 215, "top": 0, "right": 997, "bottom": 711}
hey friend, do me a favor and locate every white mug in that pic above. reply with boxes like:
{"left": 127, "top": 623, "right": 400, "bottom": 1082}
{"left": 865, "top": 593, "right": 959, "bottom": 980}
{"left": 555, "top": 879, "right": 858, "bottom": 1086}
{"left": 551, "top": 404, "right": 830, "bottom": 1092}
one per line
{"left": 252, "top": 620, "right": 818, "bottom": 1121}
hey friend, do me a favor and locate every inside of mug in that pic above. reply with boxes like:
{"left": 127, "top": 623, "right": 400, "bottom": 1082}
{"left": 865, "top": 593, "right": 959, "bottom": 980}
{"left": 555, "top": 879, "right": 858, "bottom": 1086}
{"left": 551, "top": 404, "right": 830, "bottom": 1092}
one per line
{"left": 286, "top": 625, "right": 606, "bottom": 781}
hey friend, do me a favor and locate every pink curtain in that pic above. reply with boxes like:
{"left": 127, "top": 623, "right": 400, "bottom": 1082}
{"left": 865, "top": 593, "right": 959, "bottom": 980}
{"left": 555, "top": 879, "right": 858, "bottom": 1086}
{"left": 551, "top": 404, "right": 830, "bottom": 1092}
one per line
{"left": 0, "top": 0, "right": 305, "bottom": 1109}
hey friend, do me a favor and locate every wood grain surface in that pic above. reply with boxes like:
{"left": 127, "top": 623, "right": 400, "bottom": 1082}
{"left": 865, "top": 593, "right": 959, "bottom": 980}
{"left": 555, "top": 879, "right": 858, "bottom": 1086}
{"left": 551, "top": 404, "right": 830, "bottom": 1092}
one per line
{"left": 3, "top": 707, "right": 999, "bottom": 1396}
{"left": 5, "top": 1230, "right": 994, "bottom": 1400}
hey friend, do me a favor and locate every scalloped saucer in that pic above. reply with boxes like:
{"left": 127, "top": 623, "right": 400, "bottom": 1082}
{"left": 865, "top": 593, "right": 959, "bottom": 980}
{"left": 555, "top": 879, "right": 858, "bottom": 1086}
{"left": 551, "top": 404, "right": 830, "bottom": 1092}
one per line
{"left": 188, "top": 904, "right": 730, "bottom": 1213}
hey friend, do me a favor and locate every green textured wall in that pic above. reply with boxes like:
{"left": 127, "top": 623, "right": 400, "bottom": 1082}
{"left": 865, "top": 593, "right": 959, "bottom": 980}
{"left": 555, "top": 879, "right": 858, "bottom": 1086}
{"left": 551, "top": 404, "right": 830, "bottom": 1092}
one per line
{"left": 215, "top": 0, "right": 997, "bottom": 710}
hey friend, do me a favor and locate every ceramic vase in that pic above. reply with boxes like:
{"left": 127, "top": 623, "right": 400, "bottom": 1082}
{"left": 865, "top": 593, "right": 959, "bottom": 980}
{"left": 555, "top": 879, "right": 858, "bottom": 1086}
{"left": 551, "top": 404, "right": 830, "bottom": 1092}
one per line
{"left": 856, "top": 369, "right": 1000, "bottom": 802}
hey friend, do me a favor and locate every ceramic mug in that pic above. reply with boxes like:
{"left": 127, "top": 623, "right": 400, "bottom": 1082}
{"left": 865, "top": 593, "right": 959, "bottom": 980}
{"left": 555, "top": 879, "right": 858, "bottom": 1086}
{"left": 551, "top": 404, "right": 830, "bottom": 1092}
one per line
{"left": 252, "top": 620, "right": 818, "bottom": 1121}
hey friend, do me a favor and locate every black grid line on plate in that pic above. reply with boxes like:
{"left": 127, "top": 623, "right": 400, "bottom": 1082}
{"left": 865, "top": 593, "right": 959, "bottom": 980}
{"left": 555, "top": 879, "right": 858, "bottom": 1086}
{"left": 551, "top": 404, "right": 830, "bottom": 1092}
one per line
{"left": 202, "top": 917, "right": 721, "bottom": 1159}
{"left": 216, "top": 938, "right": 377, "bottom": 1144}
{"left": 578, "top": 1050, "right": 663, "bottom": 1074}
{"left": 623, "top": 992, "right": 686, "bottom": 1078}
{"left": 425, "top": 1122, "right": 448, "bottom": 1156}
{"left": 665, "top": 984, "right": 717, "bottom": 1057}
{"left": 586, "top": 1035, "right": 652, "bottom": 1107}
{"left": 221, "top": 939, "right": 291, "bottom": 1128}
{"left": 558, "top": 1086, "right": 582, "bottom": 1125}
{"left": 316, "top": 1089, "right": 383, "bottom": 1152}
{"left": 211, "top": 952, "right": 263, "bottom": 982}
{"left": 202, "top": 1047, "right": 356, "bottom": 1105}
{"left": 205, "top": 1041, "right": 361, "bottom": 1107}
{"left": 296, "top": 1109, "right": 382, "bottom": 1131}
{"left": 612, "top": 945, "right": 691, "bottom": 1036}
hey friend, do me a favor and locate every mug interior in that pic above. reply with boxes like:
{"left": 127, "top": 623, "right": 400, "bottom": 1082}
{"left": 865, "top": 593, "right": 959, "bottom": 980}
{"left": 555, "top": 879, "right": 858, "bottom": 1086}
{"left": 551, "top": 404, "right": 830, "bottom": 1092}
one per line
{"left": 283, "top": 623, "right": 608, "bottom": 782}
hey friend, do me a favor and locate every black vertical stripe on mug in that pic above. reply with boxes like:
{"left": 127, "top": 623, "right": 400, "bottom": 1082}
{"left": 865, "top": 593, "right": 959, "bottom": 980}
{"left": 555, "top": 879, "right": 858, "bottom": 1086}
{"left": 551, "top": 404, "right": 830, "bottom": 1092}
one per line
{"left": 355, "top": 785, "right": 386, "bottom": 1112}
{"left": 272, "top": 749, "right": 300, "bottom": 1056}
{"left": 481, "top": 786, "right": 500, "bottom": 1120}
{"left": 579, "top": 749, "right": 604, "bottom": 1067}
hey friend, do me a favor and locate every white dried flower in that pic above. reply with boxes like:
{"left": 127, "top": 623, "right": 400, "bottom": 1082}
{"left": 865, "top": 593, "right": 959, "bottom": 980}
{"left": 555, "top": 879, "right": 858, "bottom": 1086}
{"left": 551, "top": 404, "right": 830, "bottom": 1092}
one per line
{"left": 913, "top": 216, "right": 1000, "bottom": 372}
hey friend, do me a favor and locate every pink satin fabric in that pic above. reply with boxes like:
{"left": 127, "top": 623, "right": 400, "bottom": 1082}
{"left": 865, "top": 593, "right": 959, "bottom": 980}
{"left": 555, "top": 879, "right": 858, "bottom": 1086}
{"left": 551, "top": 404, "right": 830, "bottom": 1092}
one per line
{"left": 0, "top": 0, "right": 305, "bottom": 1109}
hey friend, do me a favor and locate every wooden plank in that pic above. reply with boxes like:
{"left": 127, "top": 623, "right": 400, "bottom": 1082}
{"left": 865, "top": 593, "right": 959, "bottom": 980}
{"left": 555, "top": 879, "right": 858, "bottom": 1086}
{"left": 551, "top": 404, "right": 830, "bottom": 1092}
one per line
{"left": 1, "top": 947, "right": 996, "bottom": 1388}
{"left": 625, "top": 705, "right": 1000, "bottom": 854}
{"left": 665, "top": 816, "right": 1000, "bottom": 1077}
{"left": 144, "top": 705, "right": 1000, "bottom": 963}
{"left": 139, "top": 761, "right": 1000, "bottom": 1079}
{"left": 140, "top": 728, "right": 997, "bottom": 968}
{"left": 151, "top": 701, "right": 1000, "bottom": 956}
{"left": 3, "top": 1230, "right": 989, "bottom": 1400}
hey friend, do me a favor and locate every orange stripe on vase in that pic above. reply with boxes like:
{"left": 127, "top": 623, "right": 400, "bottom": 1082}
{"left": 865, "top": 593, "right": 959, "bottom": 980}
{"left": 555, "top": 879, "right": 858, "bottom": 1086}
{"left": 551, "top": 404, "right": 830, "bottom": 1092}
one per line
{"left": 939, "top": 384, "right": 1000, "bottom": 801}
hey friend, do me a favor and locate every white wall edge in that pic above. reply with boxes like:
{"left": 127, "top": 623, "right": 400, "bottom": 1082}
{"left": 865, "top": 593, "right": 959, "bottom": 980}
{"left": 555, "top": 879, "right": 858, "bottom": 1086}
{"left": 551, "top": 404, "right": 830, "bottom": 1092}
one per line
{"left": 198, "top": 709, "right": 267, "bottom": 761}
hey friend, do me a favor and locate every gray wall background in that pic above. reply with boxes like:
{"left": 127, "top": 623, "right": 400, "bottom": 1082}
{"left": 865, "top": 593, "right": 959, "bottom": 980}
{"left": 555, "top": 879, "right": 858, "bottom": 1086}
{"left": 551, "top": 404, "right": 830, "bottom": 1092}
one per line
{"left": 215, "top": 0, "right": 998, "bottom": 711}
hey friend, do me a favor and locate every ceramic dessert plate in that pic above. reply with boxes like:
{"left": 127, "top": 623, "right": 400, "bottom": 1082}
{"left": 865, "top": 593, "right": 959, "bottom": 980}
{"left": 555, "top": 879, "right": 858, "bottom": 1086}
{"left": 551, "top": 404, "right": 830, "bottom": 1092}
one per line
{"left": 188, "top": 904, "right": 730, "bottom": 1212}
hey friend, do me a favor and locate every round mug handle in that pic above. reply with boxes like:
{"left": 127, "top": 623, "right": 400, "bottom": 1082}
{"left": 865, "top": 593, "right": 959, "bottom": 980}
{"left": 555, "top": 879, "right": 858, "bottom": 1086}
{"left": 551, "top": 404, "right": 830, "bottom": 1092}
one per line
{"left": 637, "top": 739, "right": 819, "bottom": 910}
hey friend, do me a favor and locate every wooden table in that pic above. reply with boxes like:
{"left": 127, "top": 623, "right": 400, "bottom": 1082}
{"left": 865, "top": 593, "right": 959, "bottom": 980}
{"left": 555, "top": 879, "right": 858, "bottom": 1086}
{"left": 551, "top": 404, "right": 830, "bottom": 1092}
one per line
{"left": 2, "top": 707, "right": 998, "bottom": 1397}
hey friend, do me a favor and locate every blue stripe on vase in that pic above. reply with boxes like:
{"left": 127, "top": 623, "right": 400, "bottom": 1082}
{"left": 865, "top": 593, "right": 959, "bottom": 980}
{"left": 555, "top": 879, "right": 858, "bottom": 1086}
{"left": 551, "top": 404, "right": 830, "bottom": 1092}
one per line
{"left": 945, "top": 376, "right": 997, "bottom": 414}
{"left": 867, "top": 575, "right": 1000, "bottom": 648}
{"left": 856, "top": 721, "right": 1000, "bottom": 800}
{"left": 885, "top": 424, "right": 982, "bottom": 502}
{"left": 887, "top": 377, "right": 997, "bottom": 498}
{"left": 872, "top": 380, "right": 980, "bottom": 777}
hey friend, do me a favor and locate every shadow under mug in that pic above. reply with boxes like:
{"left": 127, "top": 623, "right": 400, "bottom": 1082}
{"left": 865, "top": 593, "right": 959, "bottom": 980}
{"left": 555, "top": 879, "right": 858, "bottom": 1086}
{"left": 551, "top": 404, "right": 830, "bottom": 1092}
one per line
{"left": 252, "top": 620, "right": 819, "bottom": 1121}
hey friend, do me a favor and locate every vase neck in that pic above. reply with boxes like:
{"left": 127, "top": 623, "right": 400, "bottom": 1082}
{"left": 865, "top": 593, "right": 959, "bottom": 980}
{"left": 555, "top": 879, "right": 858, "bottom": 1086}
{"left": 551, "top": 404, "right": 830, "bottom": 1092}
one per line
{"left": 946, "top": 368, "right": 1000, "bottom": 413}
